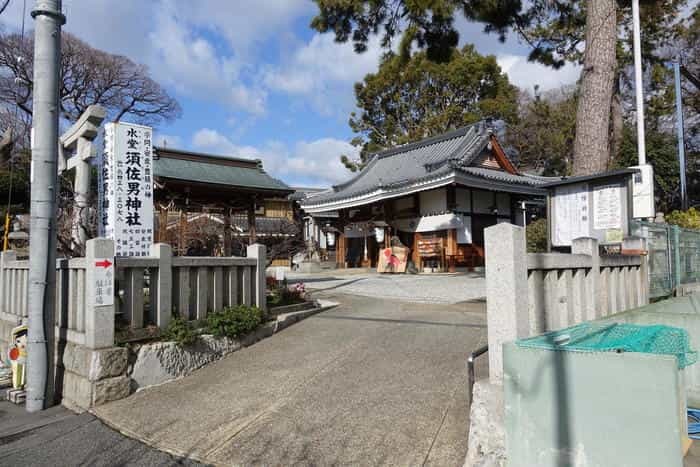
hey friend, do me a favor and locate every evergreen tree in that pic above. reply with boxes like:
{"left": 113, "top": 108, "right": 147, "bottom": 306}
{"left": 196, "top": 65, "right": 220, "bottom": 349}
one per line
{"left": 343, "top": 44, "right": 518, "bottom": 170}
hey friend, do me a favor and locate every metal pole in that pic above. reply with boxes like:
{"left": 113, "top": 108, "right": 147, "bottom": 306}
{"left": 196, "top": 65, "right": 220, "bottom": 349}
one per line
{"left": 26, "top": 0, "right": 64, "bottom": 412}
{"left": 632, "top": 0, "right": 647, "bottom": 165}
{"left": 674, "top": 58, "right": 688, "bottom": 210}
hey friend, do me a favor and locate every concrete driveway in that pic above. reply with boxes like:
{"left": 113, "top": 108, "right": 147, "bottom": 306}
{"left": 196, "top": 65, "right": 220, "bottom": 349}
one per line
{"left": 289, "top": 271, "right": 486, "bottom": 305}
{"left": 94, "top": 293, "right": 487, "bottom": 466}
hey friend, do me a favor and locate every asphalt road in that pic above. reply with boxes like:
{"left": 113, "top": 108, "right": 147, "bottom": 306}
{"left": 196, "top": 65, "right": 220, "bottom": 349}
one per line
{"left": 0, "top": 403, "right": 204, "bottom": 466}
{"left": 94, "top": 293, "right": 487, "bottom": 466}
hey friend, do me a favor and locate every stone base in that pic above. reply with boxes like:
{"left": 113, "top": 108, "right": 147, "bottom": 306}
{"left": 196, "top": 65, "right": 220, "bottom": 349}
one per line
{"left": 60, "top": 343, "right": 129, "bottom": 412}
{"left": 464, "top": 380, "right": 506, "bottom": 467}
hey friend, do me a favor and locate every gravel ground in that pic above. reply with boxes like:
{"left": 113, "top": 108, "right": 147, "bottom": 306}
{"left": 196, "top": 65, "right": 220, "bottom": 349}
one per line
{"left": 289, "top": 271, "right": 486, "bottom": 304}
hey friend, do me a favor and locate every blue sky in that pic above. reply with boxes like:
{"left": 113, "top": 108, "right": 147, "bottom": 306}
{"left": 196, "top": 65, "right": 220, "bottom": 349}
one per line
{"left": 1, "top": 0, "right": 580, "bottom": 187}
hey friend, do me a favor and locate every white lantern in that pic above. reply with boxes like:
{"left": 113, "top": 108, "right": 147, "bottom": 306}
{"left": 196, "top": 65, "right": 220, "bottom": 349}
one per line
{"left": 375, "top": 227, "right": 385, "bottom": 244}
{"left": 326, "top": 231, "right": 336, "bottom": 247}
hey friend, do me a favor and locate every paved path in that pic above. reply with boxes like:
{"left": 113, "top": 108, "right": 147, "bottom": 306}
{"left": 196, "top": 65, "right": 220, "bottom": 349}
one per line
{"left": 95, "top": 293, "right": 487, "bottom": 466}
{"left": 0, "top": 402, "right": 203, "bottom": 466}
{"left": 289, "top": 272, "right": 486, "bottom": 305}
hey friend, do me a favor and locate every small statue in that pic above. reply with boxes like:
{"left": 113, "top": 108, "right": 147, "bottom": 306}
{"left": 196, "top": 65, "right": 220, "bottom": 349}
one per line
{"left": 8, "top": 325, "right": 27, "bottom": 389}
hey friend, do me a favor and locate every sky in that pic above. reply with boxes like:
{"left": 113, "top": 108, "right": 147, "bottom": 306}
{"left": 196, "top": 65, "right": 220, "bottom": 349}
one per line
{"left": 0, "top": 0, "right": 581, "bottom": 187}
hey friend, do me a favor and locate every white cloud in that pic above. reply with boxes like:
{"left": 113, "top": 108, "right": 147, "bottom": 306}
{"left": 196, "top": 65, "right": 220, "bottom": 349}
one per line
{"left": 264, "top": 34, "right": 384, "bottom": 115}
{"left": 148, "top": 5, "right": 267, "bottom": 115}
{"left": 497, "top": 54, "right": 581, "bottom": 92}
{"left": 192, "top": 128, "right": 356, "bottom": 186}
{"left": 154, "top": 133, "right": 183, "bottom": 148}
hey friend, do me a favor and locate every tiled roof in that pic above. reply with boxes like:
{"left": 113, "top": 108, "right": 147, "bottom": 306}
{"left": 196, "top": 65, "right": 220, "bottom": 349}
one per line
{"left": 302, "top": 122, "right": 556, "bottom": 210}
{"left": 154, "top": 147, "right": 291, "bottom": 193}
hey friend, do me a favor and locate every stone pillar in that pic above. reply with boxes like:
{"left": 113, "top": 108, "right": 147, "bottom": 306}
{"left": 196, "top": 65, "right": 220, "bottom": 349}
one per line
{"left": 572, "top": 237, "right": 600, "bottom": 321}
{"left": 247, "top": 243, "right": 267, "bottom": 314}
{"left": 623, "top": 236, "right": 649, "bottom": 305}
{"left": 71, "top": 138, "right": 91, "bottom": 253}
{"left": 151, "top": 243, "right": 173, "bottom": 329}
{"left": 84, "top": 239, "right": 115, "bottom": 349}
{"left": 485, "top": 223, "right": 528, "bottom": 384}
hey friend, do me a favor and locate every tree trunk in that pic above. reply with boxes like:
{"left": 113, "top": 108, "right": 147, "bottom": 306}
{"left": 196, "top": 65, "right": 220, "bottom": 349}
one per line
{"left": 572, "top": 0, "right": 617, "bottom": 175}
{"left": 609, "top": 79, "right": 624, "bottom": 169}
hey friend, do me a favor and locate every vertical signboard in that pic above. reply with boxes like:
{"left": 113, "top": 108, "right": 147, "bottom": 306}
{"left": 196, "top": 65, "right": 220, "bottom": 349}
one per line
{"left": 552, "top": 183, "right": 589, "bottom": 247}
{"left": 99, "top": 122, "right": 154, "bottom": 257}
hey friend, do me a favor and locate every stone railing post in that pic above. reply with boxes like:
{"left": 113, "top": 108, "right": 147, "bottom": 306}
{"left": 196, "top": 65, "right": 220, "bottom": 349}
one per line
{"left": 247, "top": 243, "right": 267, "bottom": 314}
{"left": 85, "top": 239, "right": 115, "bottom": 349}
{"left": 572, "top": 237, "right": 600, "bottom": 321}
{"left": 0, "top": 250, "right": 16, "bottom": 316}
{"left": 622, "top": 236, "right": 650, "bottom": 305}
{"left": 485, "top": 223, "right": 528, "bottom": 384}
{"left": 151, "top": 243, "right": 173, "bottom": 329}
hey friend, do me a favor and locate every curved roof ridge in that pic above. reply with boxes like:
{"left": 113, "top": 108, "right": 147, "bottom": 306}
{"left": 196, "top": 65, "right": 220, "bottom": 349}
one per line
{"left": 331, "top": 122, "right": 486, "bottom": 192}
{"left": 374, "top": 123, "right": 481, "bottom": 160}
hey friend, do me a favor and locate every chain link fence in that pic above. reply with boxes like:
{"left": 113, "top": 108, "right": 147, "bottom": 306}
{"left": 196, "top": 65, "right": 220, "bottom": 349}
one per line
{"left": 631, "top": 221, "right": 700, "bottom": 298}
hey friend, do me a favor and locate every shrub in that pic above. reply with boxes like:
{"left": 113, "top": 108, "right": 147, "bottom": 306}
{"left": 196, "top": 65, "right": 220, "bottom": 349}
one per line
{"left": 163, "top": 316, "right": 197, "bottom": 346}
{"left": 206, "top": 305, "right": 263, "bottom": 339}
{"left": 526, "top": 218, "right": 548, "bottom": 253}
{"left": 666, "top": 208, "right": 700, "bottom": 230}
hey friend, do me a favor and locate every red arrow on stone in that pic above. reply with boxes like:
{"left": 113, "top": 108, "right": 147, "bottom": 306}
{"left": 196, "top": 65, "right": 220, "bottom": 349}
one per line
{"left": 95, "top": 259, "right": 113, "bottom": 269}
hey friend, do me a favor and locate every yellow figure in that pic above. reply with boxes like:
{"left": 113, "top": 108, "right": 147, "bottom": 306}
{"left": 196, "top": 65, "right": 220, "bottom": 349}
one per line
{"left": 8, "top": 325, "right": 27, "bottom": 389}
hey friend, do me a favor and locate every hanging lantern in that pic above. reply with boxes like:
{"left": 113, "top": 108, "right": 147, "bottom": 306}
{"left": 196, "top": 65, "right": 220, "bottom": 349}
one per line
{"left": 375, "top": 227, "right": 385, "bottom": 244}
{"left": 326, "top": 231, "right": 336, "bottom": 247}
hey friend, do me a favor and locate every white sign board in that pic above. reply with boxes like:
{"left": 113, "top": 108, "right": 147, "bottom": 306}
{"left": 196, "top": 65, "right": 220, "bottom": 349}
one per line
{"left": 93, "top": 258, "right": 114, "bottom": 306}
{"left": 552, "top": 183, "right": 589, "bottom": 247}
{"left": 630, "top": 164, "right": 655, "bottom": 219}
{"left": 99, "top": 122, "right": 154, "bottom": 257}
{"left": 593, "top": 184, "right": 622, "bottom": 230}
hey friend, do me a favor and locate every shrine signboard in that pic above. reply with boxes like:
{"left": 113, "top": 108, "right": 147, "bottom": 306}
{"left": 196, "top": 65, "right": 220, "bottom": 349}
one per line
{"left": 99, "top": 122, "right": 154, "bottom": 257}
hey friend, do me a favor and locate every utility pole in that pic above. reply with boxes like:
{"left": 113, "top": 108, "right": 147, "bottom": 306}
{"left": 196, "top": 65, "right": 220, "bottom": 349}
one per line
{"left": 26, "top": 0, "right": 65, "bottom": 412}
{"left": 632, "top": 0, "right": 646, "bottom": 165}
{"left": 674, "top": 58, "right": 688, "bottom": 210}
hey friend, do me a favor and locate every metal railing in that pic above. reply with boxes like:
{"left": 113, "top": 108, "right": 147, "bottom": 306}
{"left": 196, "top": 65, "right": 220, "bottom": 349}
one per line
{"left": 467, "top": 344, "right": 488, "bottom": 403}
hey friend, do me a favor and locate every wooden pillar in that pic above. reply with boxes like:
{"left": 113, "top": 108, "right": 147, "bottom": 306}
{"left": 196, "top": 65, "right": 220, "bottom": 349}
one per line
{"left": 412, "top": 232, "right": 422, "bottom": 271}
{"left": 447, "top": 229, "right": 457, "bottom": 273}
{"left": 247, "top": 200, "right": 257, "bottom": 244}
{"left": 178, "top": 210, "right": 187, "bottom": 255}
{"left": 337, "top": 233, "right": 346, "bottom": 269}
{"left": 157, "top": 208, "right": 168, "bottom": 243}
{"left": 223, "top": 208, "right": 232, "bottom": 256}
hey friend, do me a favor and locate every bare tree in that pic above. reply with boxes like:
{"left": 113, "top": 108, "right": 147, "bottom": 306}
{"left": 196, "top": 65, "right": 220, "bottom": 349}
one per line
{"left": 0, "top": 31, "right": 181, "bottom": 126}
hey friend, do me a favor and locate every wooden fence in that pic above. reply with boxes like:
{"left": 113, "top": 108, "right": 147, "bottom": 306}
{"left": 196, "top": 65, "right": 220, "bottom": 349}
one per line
{"left": 484, "top": 223, "right": 649, "bottom": 383}
{"left": 0, "top": 239, "right": 267, "bottom": 349}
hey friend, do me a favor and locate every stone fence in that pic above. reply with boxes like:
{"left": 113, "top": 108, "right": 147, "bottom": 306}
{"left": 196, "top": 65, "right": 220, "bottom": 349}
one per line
{"left": 0, "top": 238, "right": 267, "bottom": 410}
{"left": 484, "top": 223, "right": 649, "bottom": 382}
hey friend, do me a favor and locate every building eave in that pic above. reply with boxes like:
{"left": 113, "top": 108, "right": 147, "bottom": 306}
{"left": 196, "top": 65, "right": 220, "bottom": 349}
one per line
{"left": 301, "top": 170, "right": 547, "bottom": 214}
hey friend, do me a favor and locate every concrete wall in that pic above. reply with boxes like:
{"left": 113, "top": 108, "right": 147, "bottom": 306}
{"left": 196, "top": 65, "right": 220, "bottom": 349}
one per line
{"left": 504, "top": 342, "right": 685, "bottom": 467}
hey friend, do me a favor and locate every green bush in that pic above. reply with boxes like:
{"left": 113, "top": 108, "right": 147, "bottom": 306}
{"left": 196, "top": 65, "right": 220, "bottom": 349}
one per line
{"left": 163, "top": 316, "right": 197, "bottom": 346}
{"left": 526, "top": 218, "right": 548, "bottom": 253}
{"left": 666, "top": 208, "right": 700, "bottom": 230}
{"left": 206, "top": 305, "right": 263, "bottom": 339}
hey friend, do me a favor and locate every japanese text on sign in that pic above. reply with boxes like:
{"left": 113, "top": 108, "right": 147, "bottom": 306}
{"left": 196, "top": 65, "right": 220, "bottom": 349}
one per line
{"left": 99, "top": 122, "right": 154, "bottom": 257}
{"left": 93, "top": 258, "right": 115, "bottom": 307}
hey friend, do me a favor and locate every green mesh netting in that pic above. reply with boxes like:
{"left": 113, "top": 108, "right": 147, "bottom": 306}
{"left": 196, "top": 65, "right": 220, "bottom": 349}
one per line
{"left": 516, "top": 323, "right": 698, "bottom": 369}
